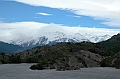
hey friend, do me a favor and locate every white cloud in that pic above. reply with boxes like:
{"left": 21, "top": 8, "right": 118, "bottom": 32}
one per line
{"left": 36, "top": 12, "right": 52, "bottom": 16}
{"left": 67, "top": 15, "right": 81, "bottom": 18}
{"left": 13, "top": 0, "right": 120, "bottom": 27}
{"left": 0, "top": 22, "right": 48, "bottom": 42}
{"left": 0, "top": 21, "right": 119, "bottom": 43}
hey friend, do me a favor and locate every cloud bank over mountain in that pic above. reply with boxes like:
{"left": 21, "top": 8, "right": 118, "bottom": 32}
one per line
{"left": 13, "top": 0, "right": 120, "bottom": 27}
{"left": 0, "top": 22, "right": 119, "bottom": 43}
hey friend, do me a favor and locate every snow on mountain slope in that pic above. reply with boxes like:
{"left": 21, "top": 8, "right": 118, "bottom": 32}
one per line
{"left": 0, "top": 23, "right": 115, "bottom": 47}
{"left": 10, "top": 31, "right": 111, "bottom": 47}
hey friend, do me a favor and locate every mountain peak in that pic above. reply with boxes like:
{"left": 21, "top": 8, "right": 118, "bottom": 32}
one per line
{"left": 8, "top": 31, "right": 112, "bottom": 47}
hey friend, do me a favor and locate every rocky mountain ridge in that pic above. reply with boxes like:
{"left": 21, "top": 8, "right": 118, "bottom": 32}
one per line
{"left": 10, "top": 32, "right": 111, "bottom": 47}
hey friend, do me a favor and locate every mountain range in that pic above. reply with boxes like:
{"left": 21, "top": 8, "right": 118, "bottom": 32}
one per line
{"left": 0, "top": 31, "right": 112, "bottom": 53}
{"left": 10, "top": 32, "right": 111, "bottom": 46}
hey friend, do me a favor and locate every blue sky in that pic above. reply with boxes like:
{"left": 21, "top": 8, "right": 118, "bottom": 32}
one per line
{"left": 0, "top": 0, "right": 119, "bottom": 28}
{"left": 0, "top": 0, "right": 120, "bottom": 43}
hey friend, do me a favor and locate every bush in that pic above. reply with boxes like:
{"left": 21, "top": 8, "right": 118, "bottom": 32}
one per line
{"left": 30, "top": 60, "right": 47, "bottom": 70}
{"left": 30, "top": 63, "right": 44, "bottom": 70}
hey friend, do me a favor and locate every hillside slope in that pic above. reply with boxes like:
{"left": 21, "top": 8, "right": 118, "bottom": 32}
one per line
{"left": 0, "top": 41, "right": 24, "bottom": 53}
{"left": 98, "top": 33, "right": 120, "bottom": 54}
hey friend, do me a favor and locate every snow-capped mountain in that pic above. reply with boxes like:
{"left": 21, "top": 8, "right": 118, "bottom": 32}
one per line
{"left": 9, "top": 31, "right": 111, "bottom": 47}
{"left": 0, "top": 23, "right": 119, "bottom": 54}
{"left": 1, "top": 23, "right": 114, "bottom": 48}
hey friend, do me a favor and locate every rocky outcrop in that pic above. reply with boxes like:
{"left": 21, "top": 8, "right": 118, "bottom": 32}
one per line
{"left": 29, "top": 50, "right": 103, "bottom": 71}
{"left": 57, "top": 50, "right": 103, "bottom": 70}
{"left": 77, "top": 50, "right": 103, "bottom": 67}
{"left": 56, "top": 56, "right": 83, "bottom": 71}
